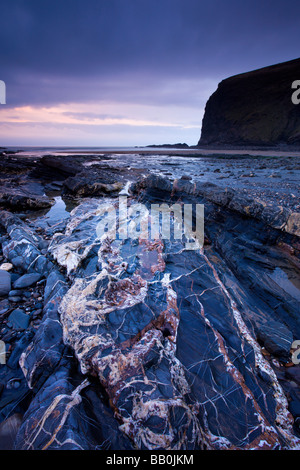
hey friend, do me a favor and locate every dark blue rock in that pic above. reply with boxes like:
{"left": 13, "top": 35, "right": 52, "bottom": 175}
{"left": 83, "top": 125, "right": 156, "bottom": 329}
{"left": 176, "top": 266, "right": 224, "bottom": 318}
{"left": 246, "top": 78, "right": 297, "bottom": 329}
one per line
{"left": 8, "top": 296, "right": 22, "bottom": 303}
{"left": 10, "top": 256, "right": 26, "bottom": 270}
{"left": 38, "top": 240, "right": 49, "bottom": 251}
{"left": 31, "top": 302, "right": 43, "bottom": 312}
{"left": 257, "top": 320, "right": 293, "bottom": 361}
{"left": 289, "top": 400, "right": 300, "bottom": 418}
{"left": 10, "top": 273, "right": 20, "bottom": 283}
{"left": 31, "top": 309, "right": 42, "bottom": 319}
{"left": 13, "top": 272, "right": 42, "bottom": 289}
{"left": 0, "top": 299, "right": 9, "bottom": 315}
{"left": 0, "top": 269, "right": 11, "bottom": 296}
{"left": 19, "top": 266, "right": 69, "bottom": 392}
{"left": 43, "top": 269, "right": 67, "bottom": 304}
{"left": 8, "top": 289, "right": 23, "bottom": 297}
{"left": 7, "top": 309, "right": 30, "bottom": 330}
{"left": 6, "top": 173, "right": 300, "bottom": 451}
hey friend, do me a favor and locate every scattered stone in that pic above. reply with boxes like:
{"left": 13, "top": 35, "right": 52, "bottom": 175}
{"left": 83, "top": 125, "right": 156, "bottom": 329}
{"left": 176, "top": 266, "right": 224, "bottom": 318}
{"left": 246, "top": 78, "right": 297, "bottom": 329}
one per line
{"left": 10, "top": 256, "right": 26, "bottom": 270}
{"left": 0, "top": 263, "right": 13, "bottom": 272}
{"left": 0, "top": 299, "right": 9, "bottom": 315}
{"left": 31, "top": 309, "right": 42, "bottom": 319}
{"left": 8, "top": 290, "right": 23, "bottom": 298}
{"left": 38, "top": 240, "right": 49, "bottom": 251}
{"left": 8, "top": 296, "right": 22, "bottom": 303}
{"left": 180, "top": 174, "right": 192, "bottom": 180}
{"left": 7, "top": 309, "right": 30, "bottom": 330}
{"left": 1, "top": 152, "right": 300, "bottom": 451}
{"left": 13, "top": 273, "right": 42, "bottom": 290}
{"left": 289, "top": 400, "right": 300, "bottom": 418}
{"left": 0, "top": 269, "right": 11, "bottom": 296}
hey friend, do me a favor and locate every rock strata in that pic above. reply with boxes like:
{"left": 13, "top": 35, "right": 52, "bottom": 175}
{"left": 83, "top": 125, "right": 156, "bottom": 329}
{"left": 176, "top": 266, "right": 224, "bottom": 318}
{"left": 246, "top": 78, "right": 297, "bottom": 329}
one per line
{"left": 0, "top": 154, "right": 299, "bottom": 450}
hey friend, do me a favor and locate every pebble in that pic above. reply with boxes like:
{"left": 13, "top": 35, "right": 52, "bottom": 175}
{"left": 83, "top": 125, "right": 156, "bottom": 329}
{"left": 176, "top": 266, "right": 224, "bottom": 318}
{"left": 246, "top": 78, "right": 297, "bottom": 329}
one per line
{"left": 180, "top": 174, "right": 192, "bottom": 180}
{"left": 7, "top": 309, "right": 30, "bottom": 330}
{"left": 34, "top": 302, "right": 43, "bottom": 309}
{"left": 10, "top": 256, "right": 26, "bottom": 270}
{"left": 6, "top": 379, "right": 21, "bottom": 390}
{"left": 9, "top": 296, "right": 22, "bottom": 303}
{"left": 8, "top": 290, "right": 23, "bottom": 297}
{"left": 31, "top": 309, "right": 42, "bottom": 319}
{"left": 0, "top": 299, "right": 10, "bottom": 315}
{"left": 13, "top": 272, "right": 42, "bottom": 289}
{"left": 0, "top": 263, "right": 13, "bottom": 272}
{"left": 38, "top": 240, "right": 49, "bottom": 251}
{"left": 10, "top": 273, "right": 20, "bottom": 283}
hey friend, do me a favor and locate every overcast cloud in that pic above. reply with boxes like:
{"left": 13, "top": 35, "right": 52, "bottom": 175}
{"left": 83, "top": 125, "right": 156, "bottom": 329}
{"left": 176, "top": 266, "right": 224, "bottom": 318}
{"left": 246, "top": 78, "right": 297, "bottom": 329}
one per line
{"left": 0, "top": 0, "right": 299, "bottom": 146}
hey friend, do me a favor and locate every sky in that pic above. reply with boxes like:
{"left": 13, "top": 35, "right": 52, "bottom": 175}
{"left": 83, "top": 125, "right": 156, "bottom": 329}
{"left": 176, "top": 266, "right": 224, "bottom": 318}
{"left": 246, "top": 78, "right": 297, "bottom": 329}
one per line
{"left": 0, "top": 0, "right": 300, "bottom": 147}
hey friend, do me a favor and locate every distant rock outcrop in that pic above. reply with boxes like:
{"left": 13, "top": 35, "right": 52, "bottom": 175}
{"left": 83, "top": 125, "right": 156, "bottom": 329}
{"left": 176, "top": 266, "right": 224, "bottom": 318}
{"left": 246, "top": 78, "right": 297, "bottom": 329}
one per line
{"left": 198, "top": 58, "right": 300, "bottom": 147}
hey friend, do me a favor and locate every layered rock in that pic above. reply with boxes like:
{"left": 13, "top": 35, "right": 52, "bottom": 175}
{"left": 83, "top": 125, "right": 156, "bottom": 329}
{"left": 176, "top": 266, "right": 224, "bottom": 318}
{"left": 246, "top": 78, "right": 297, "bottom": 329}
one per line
{"left": 198, "top": 57, "right": 300, "bottom": 147}
{"left": 10, "top": 175, "right": 300, "bottom": 450}
{"left": 0, "top": 148, "right": 300, "bottom": 450}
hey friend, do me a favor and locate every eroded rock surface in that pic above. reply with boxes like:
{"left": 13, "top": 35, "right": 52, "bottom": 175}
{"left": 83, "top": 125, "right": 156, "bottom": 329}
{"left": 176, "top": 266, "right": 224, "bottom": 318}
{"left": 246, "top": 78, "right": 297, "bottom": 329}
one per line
{"left": 6, "top": 174, "right": 300, "bottom": 450}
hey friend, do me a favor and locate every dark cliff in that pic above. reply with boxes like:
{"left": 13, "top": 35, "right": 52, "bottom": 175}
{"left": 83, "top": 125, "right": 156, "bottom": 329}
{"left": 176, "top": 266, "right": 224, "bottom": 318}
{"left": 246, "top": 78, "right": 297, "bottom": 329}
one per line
{"left": 198, "top": 58, "right": 300, "bottom": 147}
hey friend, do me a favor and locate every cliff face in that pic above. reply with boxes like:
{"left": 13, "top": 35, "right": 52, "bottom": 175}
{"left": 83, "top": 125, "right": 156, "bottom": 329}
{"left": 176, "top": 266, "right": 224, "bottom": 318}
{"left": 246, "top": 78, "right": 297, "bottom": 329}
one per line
{"left": 198, "top": 58, "right": 300, "bottom": 147}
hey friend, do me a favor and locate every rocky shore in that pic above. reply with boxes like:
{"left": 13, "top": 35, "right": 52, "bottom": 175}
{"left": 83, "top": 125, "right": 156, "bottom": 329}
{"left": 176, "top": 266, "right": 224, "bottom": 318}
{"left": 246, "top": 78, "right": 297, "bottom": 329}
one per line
{"left": 0, "top": 150, "right": 299, "bottom": 450}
